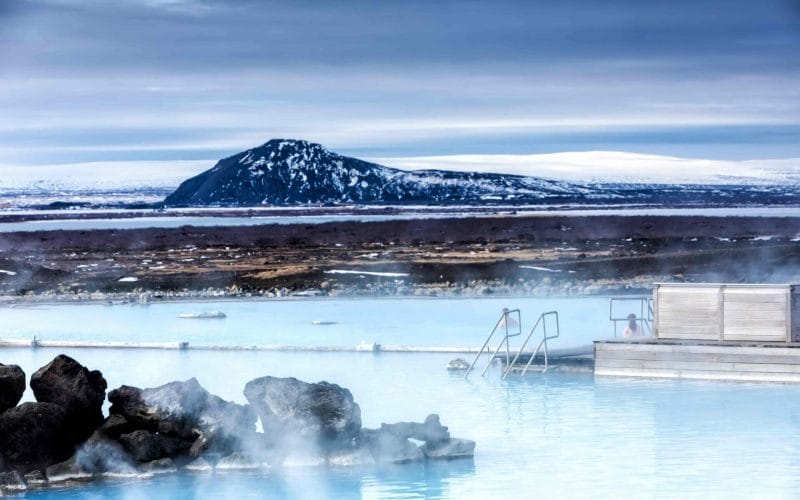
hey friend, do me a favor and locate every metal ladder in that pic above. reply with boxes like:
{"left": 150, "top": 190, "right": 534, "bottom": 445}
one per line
{"left": 503, "top": 311, "right": 560, "bottom": 378}
{"left": 464, "top": 308, "right": 522, "bottom": 378}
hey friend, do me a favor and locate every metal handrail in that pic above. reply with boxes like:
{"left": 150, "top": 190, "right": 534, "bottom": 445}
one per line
{"left": 609, "top": 296, "right": 654, "bottom": 337}
{"left": 503, "top": 311, "right": 560, "bottom": 378}
{"left": 464, "top": 308, "right": 522, "bottom": 378}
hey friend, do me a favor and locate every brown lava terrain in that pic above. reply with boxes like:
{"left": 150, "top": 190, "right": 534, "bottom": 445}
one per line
{"left": 1, "top": 215, "right": 800, "bottom": 300}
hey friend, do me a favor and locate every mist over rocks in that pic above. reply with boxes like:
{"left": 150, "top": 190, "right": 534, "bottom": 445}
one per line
{"left": 0, "top": 355, "right": 474, "bottom": 494}
{"left": 108, "top": 378, "right": 257, "bottom": 457}
{"left": 243, "top": 376, "right": 362, "bottom": 448}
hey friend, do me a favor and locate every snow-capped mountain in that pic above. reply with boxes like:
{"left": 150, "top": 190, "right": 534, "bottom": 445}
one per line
{"left": 164, "top": 139, "right": 604, "bottom": 206}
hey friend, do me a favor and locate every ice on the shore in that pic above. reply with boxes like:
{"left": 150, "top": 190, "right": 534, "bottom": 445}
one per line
{"left": 0, "top": 269, "right": 17, "bottom": 276}
{"left": 118, "top": 276, "right": 139, "bottom": 282}
{"left": 519, "top": 265, "right": 561, "bottom": 273}
{"left": 325, "top": 270, "right": 409, "bottom": 277}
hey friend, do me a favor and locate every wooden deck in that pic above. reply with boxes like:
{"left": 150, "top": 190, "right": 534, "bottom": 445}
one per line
{"left": 595, "top": 339, "right": 800, "bottom": 383}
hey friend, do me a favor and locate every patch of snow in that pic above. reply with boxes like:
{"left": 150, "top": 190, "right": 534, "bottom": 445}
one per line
{"left": 519, "top": 265, "right": 561, "bottom": 273}
{"left": 0, "top": 269, "right": 17, "bottom": 276}
{"left": 324, "top": 269, "right": 409, "bottom": 277}
{"left": 117, "top": 276, "right": 139, "bottom": 282}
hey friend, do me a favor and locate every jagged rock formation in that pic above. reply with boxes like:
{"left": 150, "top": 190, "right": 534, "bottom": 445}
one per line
{"left": 0, "top": 356, "right": 474, "bottom": 495}
{"left": 164, "top": 139, "right": 592, "bottom": 207}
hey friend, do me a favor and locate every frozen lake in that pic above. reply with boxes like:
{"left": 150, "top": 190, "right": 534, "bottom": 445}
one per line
{"left": 3, "top": 297, "right": 800, "bottom": 498}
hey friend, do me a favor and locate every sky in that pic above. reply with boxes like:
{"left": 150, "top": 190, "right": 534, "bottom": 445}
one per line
{"left": 1, "top": 0, "right": 799, "bottom": 180}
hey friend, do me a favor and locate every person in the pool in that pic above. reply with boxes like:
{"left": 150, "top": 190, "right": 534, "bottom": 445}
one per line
{"left": 623, "top": 313, "right": 640, "bottom": 337}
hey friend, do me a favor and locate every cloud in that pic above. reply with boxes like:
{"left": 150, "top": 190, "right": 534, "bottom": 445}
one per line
{"left": 0, "top": 0, "right": 798, "bottom": 164}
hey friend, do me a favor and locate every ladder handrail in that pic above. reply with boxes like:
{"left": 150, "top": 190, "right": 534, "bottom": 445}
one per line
{"left": 503, "top": 311, "right": 560, "bottom": 378}
{"left": 609, "top": 296, "right": 653, "bottom": 337}
{"left": 464, "top": 308, "right": 522, "bottom": 378}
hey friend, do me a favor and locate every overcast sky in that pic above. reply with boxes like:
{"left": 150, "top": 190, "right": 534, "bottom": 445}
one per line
{"left": 1, "top": 0, "right": 799, "bottom": 170}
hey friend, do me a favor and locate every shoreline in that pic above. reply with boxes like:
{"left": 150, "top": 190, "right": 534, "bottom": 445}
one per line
{"left": 1, "top": 214, "right": 799, "bottom": 300}
{"left": 0, "top": 285, "right": 649, "bottom": 308}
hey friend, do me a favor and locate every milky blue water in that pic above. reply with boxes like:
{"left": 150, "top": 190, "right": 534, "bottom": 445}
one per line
{"left": 3, "top": 298, "right": 800, "bottom": 499}
{"left": 0, "top": 297, "right": 619, "bottom": 348}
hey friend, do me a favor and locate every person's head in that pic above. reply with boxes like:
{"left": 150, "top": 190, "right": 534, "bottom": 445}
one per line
{"left": 627, "top": 313, "right": 638, "bottom": 330}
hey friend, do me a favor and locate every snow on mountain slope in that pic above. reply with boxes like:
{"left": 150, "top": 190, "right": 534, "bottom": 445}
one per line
{"left": 164, "top": 139, "right": 600, "bottom": 206}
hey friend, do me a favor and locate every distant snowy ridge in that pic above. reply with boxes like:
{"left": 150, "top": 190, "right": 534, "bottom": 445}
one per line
{"left": 372, "top": 152, "right": 800, "bottom": 185}
{"left": 163, "top": 139, "right": 800, "bottom": 207}
{"left": 3, "top": 151, "right": 799, "bottom": 194}
{"left": 0, "top": 160, "right": 212, "bottom": 191}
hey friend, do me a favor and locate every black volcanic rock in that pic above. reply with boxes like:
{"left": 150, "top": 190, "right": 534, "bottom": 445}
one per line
{"left": 0, "top": 402, "right": 72, "bottom": 473}
{"left": 108, "top": 378, "right": 256, "bottom": 455}
{"left": 243, "top": 376, "right": 362, "bottom": 449}
{"left": 164, "top": 139, "right": 590, "bottom": 207}
{"left": 30, "top": 355, "right": 107, "bottom": 443}
{"left": 0, "top": 364, "right": 25, "bottom": 413}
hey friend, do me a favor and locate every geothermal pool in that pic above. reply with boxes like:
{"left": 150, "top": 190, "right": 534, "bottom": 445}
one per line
{"left": 0, "top": 296, "right": 618, "bottom": 348}
{"left": 4, "top": 298, "right": 800, "bottom": 498}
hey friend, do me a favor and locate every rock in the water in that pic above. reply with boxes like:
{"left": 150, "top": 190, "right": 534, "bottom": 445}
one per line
{"left": 0, "top": 402, "right": 72, "bottom": 473}
{"left": 243, "top": 376, "right": 361, "bottom": 448}
{"left": 419, "top": 438, "right": 476, "bottom": 459}
{"left": 45, "top": 456, "right": 92, "bottom": 483}
{"left": 118, "top": 430, "right": 192, "bottom": 463}
{"left": 74, "top": 435, "right": 137, "bottom": 475}
{"left": 23, "top": 470, "right": 46, "bottom": 487}
{"left": 183, "top": 457, "right": 213, "bottom": 472}
{"left": 30, "top": 355, "right": 107, "bottom": 442}
{"left": 280, "top": 448, "right": 327, "bottom": 468}
{"left": 94, "top": 414, "right": 134, "bottom": 440}
{"left": 109, "top": 378, "right": 255, "bottom": 454}
{"left": 138, "top": 458, "right": 177, "bottom": 475}
{"left": 0, "top": 364, "right": 25, "bottom": 413}
{"left": 380, "top": 414, "right": 450, "bottom": 445}
{"left": 446, "top": 358, "right": 471, "bottom": 371}
{"left": 216, "top": 452, "right": 261, "bottom": 470}
{"left": 0, "top": 471, "right": 26, "bottom": 494}
{"left": 327, "top": 446, "right": 375, "bottom": 467}
{"left": 360, "top": 428, "right": 424, "bottom": 464}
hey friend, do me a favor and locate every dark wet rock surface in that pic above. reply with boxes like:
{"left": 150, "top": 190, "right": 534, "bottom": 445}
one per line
{"left": 30, "top": 354, "right": 107, "bottom": 443}
{"left": 0, "top": 402, "right": 72, "bottom": 473}
{"left": 0, "top": 355, "right": 473, "bottom": 493}
{"left": 244, "top": 376, "right": 361, "bottom": 448}
{"left": 0, "top": 363, "right": 25, "bottom": 413}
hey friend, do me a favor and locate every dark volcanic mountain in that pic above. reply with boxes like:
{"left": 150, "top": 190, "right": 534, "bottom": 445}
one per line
{"left": 163, "top": 139, "right": 597, "bottom": 207}
{"left": 163, "top": 138, "right": 800, "bottom": 208}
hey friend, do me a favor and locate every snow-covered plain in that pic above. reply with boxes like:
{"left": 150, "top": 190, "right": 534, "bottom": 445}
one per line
{"left": 2, "top": 152, "right": 799, "bottom": 194}
{"left": 373, "top": 152, "right": 800, "bottom": 185}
